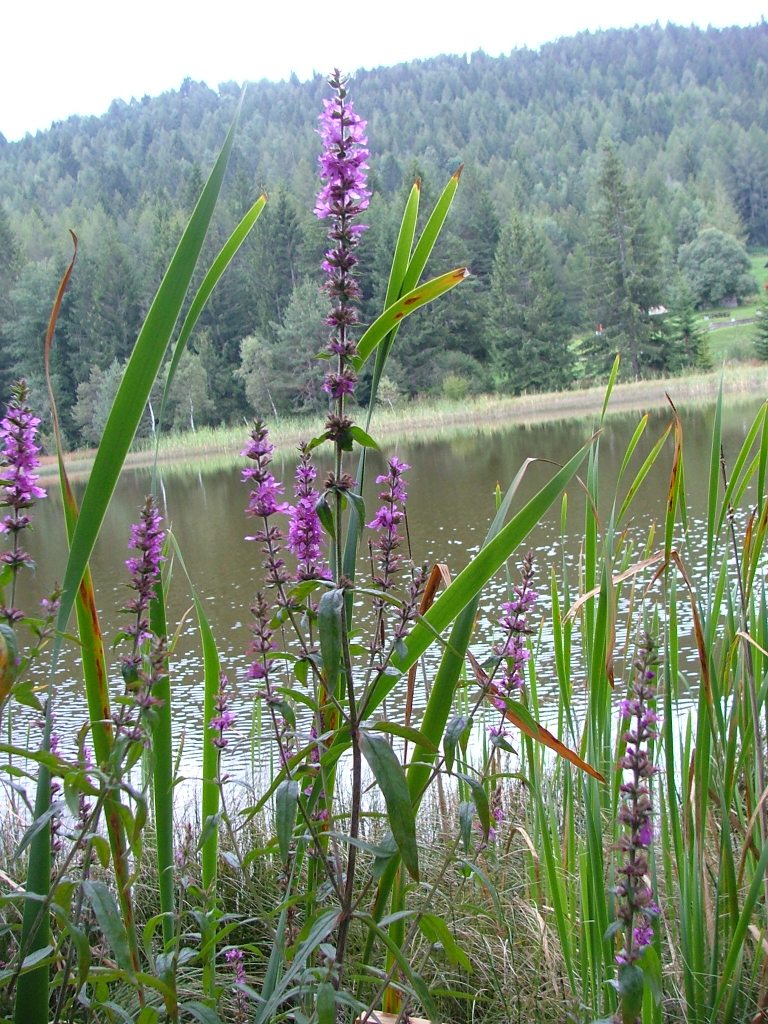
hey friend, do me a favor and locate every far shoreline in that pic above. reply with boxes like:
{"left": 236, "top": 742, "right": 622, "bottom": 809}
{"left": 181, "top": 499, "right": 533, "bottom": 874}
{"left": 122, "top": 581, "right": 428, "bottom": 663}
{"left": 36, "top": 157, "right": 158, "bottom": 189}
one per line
{"left": 38, "top": 364, "right": 768, "bottom": 480}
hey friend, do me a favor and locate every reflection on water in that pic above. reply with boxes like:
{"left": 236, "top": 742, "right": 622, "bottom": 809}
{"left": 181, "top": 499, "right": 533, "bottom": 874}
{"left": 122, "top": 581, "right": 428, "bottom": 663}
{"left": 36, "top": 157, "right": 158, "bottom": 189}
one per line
{"left": 12, "top": 397, "right": 766, "bottom": 788}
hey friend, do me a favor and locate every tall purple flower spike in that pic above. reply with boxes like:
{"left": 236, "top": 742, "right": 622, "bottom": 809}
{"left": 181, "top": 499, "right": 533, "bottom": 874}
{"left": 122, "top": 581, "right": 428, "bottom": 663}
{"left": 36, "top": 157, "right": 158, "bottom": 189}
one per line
{"left": 0, "top": 380, "right": 46, "bottom": 622}
{"left": 315, "top": 70, "right": 371, "bottom": 404}
{"left": 615, "top": 634, "right": 661, "bottom": 968}
{"left": 286, "top": 445, "right": 330, "bottom": 582}
{"left": 368, "top": 456, "right": 410, "bottom": 589}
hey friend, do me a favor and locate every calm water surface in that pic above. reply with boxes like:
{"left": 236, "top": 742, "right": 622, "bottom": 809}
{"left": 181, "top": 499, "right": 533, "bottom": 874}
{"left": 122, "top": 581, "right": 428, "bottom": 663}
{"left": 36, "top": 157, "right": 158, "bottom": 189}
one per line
{"left": 13, "top": 397, "right": 765, "bottom": 786}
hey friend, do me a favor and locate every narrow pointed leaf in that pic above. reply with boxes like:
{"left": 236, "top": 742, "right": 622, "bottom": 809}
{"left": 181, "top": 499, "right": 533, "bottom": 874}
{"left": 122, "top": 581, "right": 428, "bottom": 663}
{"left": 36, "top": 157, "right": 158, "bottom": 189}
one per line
{"left": 353, "top": 267, "right": 470, "bottom": 370}
{"left": 83, "top": 880, "right": 135, "bottom": 978}
{"left": 275, "top": 780, "right": 299, "bottom": 863}
{"left": 360, "top": 731, "right": 419, "bottom": 880}
{"left": 157, "top": 192, "right": 267, "bottom": 436}
{"left": 54, "top": 96, "right": 243, "bottom": 644}
{"left": 318, "top": 589, "right": 344, "bottom": 694}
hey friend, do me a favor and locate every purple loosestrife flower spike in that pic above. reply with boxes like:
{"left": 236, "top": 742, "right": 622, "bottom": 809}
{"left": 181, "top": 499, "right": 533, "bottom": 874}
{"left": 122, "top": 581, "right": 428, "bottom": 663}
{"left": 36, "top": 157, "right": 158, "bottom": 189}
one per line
{"left": 122, "top": 496, "right": 165, "bottom": 652}
{"left": 315, "top": 70, "right": 370, "bottom": 408}
{"left": 286, "top": 445, "right": 331, "bottom": 582}
{"left": 243, "top": 421, "right": 290, "bottom": 593}
{"left": 368, "top": 457, "right": 410, "bottom": 589}
{"left": 0, "top": 380, "right": 46, "bottom": 623}
{"left": 615, "top": 633, "right": 660, "bottom": 974}
{"left": 210, "top": 673, "right": 236, "bottom": 750}
{"left": 489, "top": 551, "right": 537, "bottom": 713}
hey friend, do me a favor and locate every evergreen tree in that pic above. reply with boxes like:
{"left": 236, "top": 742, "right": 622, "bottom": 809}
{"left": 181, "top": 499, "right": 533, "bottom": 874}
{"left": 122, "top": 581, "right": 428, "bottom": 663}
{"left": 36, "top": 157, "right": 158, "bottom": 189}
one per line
{"left": 585, "top": 144, "right": 662, "bottom": 378}
{"left": 754, "top": 293, "right": 768, "bottom": 362}
{"left": 663, "top": 289, "right": 711, "bottom": 371}
{"left": 487, "top": 215, "right": 572, "bottom": 395}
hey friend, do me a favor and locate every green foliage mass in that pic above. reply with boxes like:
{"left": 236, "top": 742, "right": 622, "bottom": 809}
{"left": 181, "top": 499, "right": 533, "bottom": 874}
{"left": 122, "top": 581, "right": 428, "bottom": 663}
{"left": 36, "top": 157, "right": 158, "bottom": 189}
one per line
{"left": 678, "top": 227, "right": 756, "bottom": 306}
{"left": 1, "top": 22, "right": 767, "bottom": 441}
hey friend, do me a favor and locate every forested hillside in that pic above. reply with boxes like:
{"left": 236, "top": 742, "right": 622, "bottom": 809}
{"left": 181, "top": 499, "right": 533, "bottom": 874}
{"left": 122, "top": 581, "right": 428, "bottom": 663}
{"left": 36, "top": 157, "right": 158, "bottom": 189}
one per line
{"left": 1, "top": 21, "right": 767, "bottom": 443}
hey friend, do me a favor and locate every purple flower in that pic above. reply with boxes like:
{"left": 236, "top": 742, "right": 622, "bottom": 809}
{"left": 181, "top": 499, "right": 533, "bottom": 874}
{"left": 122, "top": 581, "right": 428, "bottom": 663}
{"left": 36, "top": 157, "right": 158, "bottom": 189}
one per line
{"left": 210, "top": 673, "right": 236, "bottom": 750}
{"left": 490, "top": 552, "right": 536, "bottom": 704}
{"left": 314, "top": 91, "right": 371, "bottom": 223}
{"left": 285, "top": 446, "right": 330, "bottom": 582}
{"left": 315, "top": 71, "right": 370, "bottom": 408}
{"left": 121, "top": 496, "right": 165, "bottom": 648}
{"left": 0, "top": 380, "right": 46, "bottom": 621}
{"left": 243, "top": 422, "right": 292, "bottom": 591}
{"left": 614, "top": 634, "right": 661, "bottom": 970}
{"left": 367, "top": 457, "right": 410, "bottom": 589}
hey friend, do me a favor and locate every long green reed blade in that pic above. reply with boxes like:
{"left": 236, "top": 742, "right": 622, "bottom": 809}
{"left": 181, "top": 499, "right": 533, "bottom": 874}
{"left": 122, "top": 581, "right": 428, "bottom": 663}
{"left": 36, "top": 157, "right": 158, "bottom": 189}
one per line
{"left": 363, "top": 180, "right": 421, "bottom": 420}
{"left": 353, "top": 267, "right": 469, "bottom": 370}
{"left": 600, "top": 354, "right": 621, "bottom": 424}
{"left": 716, "top": 403, "right": 768, "bottom": 536}
{"left": 664, "top": 407, "right": 684, "bottom": 563}
{"left": 706, "top": 383, "right": 724, "bottom": 583}
{"left": 156, "top": 192, "right": 267, "bottom": 441}
{"left": 400, "top": 166, "right": 462, "bottom": 295}
{"left": 712, "top": 833, "right": 768, "bottom": 1018}
{"left": 168, "top": 535, "right": 221, "bottom": 894}
{"left": 344, "top": 172, "right": 461, "bottom": 598}
{"left": 385, "top": 180, "right": 420, "bottom": 310}
{"left": 149, "top": 579, "right": 175, "bottom": 949}
{"left": 617, "top": 420, "right": 673, "bottom": 526}
{"left": 53, "top": 96, "right": 243, "bottom": 646}
{"left": 391, "top": 443, "right": 589, "bottom": 676}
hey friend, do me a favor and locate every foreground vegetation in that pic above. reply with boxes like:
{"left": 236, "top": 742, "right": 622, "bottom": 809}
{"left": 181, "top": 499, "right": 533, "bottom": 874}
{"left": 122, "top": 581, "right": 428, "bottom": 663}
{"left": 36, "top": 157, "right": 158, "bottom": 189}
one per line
{"left": 2, "top": 71, "right": 768, "bottom": 1024}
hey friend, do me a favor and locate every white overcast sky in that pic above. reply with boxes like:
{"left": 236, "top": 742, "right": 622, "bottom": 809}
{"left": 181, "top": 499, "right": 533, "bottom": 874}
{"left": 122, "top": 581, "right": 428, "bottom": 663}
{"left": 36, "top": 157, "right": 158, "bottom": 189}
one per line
{"left": 2, "top": 0, "right": 766, "bottom": 141}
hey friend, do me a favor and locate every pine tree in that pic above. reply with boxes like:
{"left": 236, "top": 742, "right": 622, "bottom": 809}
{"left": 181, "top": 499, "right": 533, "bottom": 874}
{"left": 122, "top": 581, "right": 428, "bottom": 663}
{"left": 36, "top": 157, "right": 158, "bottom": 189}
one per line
{"left": 586, "top": 144, "right": 662, "bottom": 378}
{"left": 486, "top": 215, "right": 572, "bottom": 395}
{"left": 754, "top": 293, "right": 768, "bottom": 362}
{"left": 664, "top": 287, "right": 711, "bottom": 371}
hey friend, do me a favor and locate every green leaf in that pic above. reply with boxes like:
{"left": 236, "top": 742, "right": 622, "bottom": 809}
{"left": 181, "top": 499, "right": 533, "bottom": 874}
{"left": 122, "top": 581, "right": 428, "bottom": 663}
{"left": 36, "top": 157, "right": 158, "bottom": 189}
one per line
{"left": 83, "top": 880, "right": 135, "bottom": 978}
{"left": 316, "top": 982, "right": 336, "bottom": 1024}
{"left": 618, "top": 962, "right": 645, "bottom": 1024}
{"left": 275, "top": 780, "right": 299, "bottom": 863}
{"left": 400, "top": 166, "right": 463, "bottom": 295}
{"left": 157, "top": 193, "right": 266, "bottom": 436}
{"left": 638, "top": 944, "right": 662, "bottom": 1006}
{"left": 345, "top": 491, "right": 366, "bottom": 535}
{"left": 459, "top": 801, "right": 474, "bottom": 852}
{"left": 316, "top": 494, "right": 335, "bottom": 539}
{"left": 360, "top": 732, "right": 419, "bottom": 881}
{"left": 419, "top": 913, "right": 472, "bottom": 971}
{"left": 443, "top": 715, "right": 469, "bottom": 775}
{"left": 370, "top": 722, "right": 437, "bottom": 752}
{"left": 458, "top": 773, "right": 491, "bottom": 840}
{"left": 318, "top": 589, "right": 344, "bottom": 694}
{"left": 0, "top": 624, "right": 18, "bottom": 701}
{"left": 179, "top": 1001, "right": 223, "bottom": 1024}
{"left": 391, "top": 443, "right": 589, "bottom": 678}
{"left": 349, "top": 425, "right": 379, "bottom": 450}
{"left": 353, "top": 266, "right": 470, "bottom": 370}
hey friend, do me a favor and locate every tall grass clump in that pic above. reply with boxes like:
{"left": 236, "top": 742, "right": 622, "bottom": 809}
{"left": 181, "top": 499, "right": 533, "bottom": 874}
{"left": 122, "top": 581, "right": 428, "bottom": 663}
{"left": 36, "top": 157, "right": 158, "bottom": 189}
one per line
{"left": 2, "top": 70, "right": 768, "bottom": 1024}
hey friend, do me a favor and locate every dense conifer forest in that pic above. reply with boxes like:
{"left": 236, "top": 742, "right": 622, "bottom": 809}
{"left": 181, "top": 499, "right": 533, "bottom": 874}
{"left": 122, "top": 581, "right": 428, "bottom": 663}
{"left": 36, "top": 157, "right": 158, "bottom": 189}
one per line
{"left": 1, "top": 21, "right": 767, "bottom": 443}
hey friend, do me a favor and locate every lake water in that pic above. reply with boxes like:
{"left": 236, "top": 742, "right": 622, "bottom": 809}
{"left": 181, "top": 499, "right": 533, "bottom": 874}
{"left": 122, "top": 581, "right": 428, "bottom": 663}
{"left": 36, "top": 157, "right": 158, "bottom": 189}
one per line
{"left": 11, "top": 395, "right": 766, "bottom": 788}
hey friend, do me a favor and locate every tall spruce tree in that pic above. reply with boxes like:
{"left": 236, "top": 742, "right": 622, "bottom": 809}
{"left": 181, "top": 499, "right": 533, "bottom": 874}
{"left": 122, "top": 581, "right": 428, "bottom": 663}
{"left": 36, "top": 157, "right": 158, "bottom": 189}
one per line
{"left": 754, "top": 294, "right": 768, "bottom": 362}
{"left": 585, "top": 144, "right": 662, "bottom": 378}
{"left": 486, "top": 215, "right": 572, "bottom": 395}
